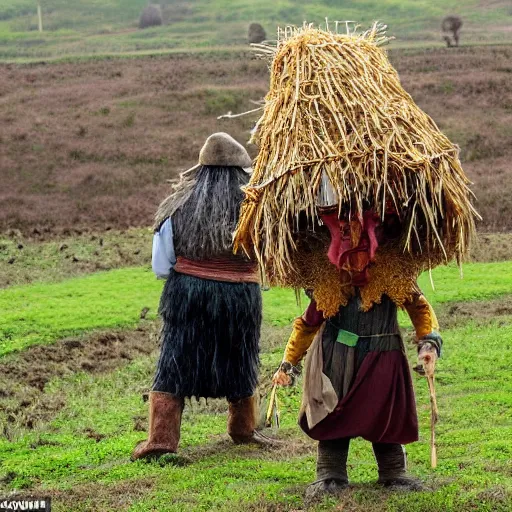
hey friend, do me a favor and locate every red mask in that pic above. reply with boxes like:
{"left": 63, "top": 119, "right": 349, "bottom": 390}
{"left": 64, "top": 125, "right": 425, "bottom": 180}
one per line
{"left": 320, "top": 210, "right": 380, "bottom": 286}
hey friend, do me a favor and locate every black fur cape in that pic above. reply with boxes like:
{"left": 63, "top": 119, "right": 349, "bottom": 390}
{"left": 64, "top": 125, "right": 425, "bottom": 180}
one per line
{"left": 152, "top": 166, "right": 261, "bottom": 399}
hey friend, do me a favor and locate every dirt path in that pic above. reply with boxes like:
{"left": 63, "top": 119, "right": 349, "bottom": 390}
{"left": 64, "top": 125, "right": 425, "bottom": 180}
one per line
{"left": 0, "top": 321, "right": 158, "bottom": 437}
{"left": 0, "top": 320, "right": 290, "bottom": 438}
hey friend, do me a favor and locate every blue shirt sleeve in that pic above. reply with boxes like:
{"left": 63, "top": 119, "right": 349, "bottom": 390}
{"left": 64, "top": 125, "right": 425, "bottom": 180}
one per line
{"left": 152, "top": 217, "right": 176, "bottom": 279}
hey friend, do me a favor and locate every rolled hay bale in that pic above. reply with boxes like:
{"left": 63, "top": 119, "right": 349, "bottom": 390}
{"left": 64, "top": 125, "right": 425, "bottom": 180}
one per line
{"left": 139, "top": 4, "right": 163, "bottom": 29}
{"left": 234, "top": 24, "right": 479, "bottom": 288}
{"left": 248, "top": 23, "right": 266, "bottom": 44}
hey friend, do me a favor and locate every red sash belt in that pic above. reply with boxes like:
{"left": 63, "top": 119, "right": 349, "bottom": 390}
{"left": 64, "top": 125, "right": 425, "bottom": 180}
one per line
{"left": 174, "top": 256, "right": 260, "bottom": 284}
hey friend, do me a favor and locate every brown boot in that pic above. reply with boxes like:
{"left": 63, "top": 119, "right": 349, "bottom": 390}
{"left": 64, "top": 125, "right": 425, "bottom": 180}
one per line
{"left": 131, "top": 391, "right": 184, "bottom": 460}
{"left": 227, "top": 396, "right": 278, "bottom": 446}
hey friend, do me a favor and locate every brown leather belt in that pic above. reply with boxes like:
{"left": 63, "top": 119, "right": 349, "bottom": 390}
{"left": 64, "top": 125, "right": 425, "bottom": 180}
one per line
{"left": 174, "top": 256, "right": 260, "bottom": 284}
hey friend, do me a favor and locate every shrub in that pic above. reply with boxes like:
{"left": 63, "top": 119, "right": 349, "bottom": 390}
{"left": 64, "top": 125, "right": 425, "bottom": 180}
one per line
{"left": 248, "top": 23, "right": 266, "bottom": 44}
{"left": 442, "top": 16, "right": 463, "bottom": 47}
{"left": 139, "top": 5, "right": 163, "bottom": 29}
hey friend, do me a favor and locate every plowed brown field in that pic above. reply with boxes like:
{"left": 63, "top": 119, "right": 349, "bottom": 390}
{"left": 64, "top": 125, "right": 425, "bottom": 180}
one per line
{"left": 1, "top": 45, "right": 511, "bottom": 235}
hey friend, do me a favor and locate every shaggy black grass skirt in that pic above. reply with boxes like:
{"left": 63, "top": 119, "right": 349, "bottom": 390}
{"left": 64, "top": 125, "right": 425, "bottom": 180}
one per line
{"left": 152, "top": 270, "right": 262, "bottom": 400}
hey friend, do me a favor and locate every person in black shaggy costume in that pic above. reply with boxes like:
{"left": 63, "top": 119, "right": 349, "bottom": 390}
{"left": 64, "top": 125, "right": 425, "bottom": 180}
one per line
{"left": 132, "top": 133, "right": 273, "bottom": 461}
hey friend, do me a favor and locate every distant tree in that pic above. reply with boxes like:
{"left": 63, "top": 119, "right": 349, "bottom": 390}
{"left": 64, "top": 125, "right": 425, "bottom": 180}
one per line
{"left": 36, "top": 0, "right": 43, "bottom": 32}
{"left": 442, "top": 16, "right": 463, "bottom": 47}
{"left": 248, "top": 23, "right": 266, "bottom": 44}
{"left": 139, "top": 4, "right": 163, "bottom": 29}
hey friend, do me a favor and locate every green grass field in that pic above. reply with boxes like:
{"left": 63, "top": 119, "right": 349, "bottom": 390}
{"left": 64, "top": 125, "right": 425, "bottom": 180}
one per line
{"left": 0, "top": 260, "right": 511, "bottom": 510}
{"left": 1, "top": 1, "right": 511, "bottom": 508}
{"left": 3, "top": 260, "right": 512, "bottom": 356}
{"left": 1, "top": 0, "right": 511, "bottom": 60}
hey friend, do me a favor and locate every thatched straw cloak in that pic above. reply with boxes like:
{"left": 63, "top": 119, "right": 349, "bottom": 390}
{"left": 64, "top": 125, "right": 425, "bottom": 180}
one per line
{"left": 234, "top": 25, "right": 479, "bottom": 316}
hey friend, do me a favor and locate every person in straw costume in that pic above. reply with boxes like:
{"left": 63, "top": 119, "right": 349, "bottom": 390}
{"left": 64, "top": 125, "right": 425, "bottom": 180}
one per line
{"left": 234, "top": 24, "right": 479, "bottom": 496}
{"left": 132, "top": 132, "right": 275, "bottom": 461}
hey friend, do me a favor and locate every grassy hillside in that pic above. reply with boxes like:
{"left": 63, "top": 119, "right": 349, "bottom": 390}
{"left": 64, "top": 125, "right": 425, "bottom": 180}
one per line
{"left": 0, "top": 0, "right": 511, "bottom": 60}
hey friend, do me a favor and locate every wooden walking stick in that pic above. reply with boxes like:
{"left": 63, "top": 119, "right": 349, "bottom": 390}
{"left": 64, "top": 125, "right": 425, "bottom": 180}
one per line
{"left": 419, "top": 345, "right": 439, "bottom": 468}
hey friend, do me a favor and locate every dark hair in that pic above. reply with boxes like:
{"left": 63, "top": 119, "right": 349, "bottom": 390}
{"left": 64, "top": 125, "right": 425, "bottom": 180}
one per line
{"left": 172, "top": 165, "right": 249, "bottom": 260}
